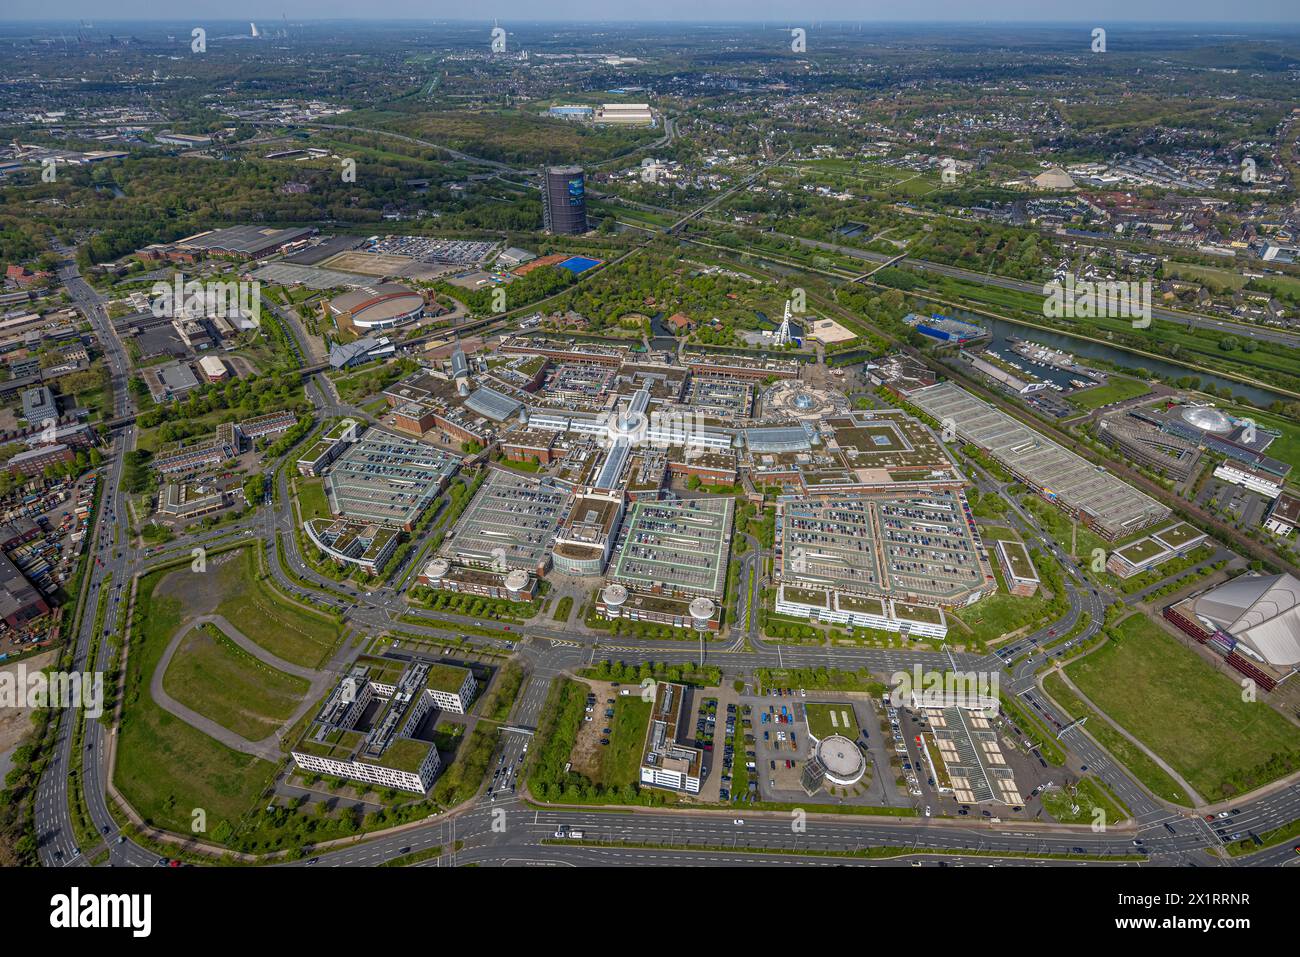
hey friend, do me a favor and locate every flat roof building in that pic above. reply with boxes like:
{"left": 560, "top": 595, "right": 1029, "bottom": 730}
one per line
{"left": 994, "top": 539, "right": 1040, "bottom": 597}
{"left": 608, "top": 497, "right": 733, "bottom": 600}
{"left": 552, "top": 491, "right": 625, "bottom": 576}
{"left": 1264, "top": 492, "right": 1300, "bottom": 537}
{"left": 304, "top": 518, "right": 403, "bottom": 575}
{"left": 0, "top": 550, "right": 50, "bottom": 629}
{"left": 441, "top": 468, "right": 569, "bottom": 573}
{"left": 909, "top": 381, "right": 1169, "bottom": 540}
{"left": 176, "top": 225, "right": 314, "bottom": 259}
{"left": 291, "top": 655, "right": 475, "bottom": 793}
{"left": 21, "top": 385, "right": 57, "bottom": 424}
{"left": 325, "top": 428, "right": 459, "bottom": 530}
{"left": 640, "top": 681, "right": 702, "bottom": 794}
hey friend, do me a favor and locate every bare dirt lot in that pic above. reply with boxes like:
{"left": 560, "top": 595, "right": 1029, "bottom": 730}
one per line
{"left": 318, "top": 250, "right": 413, "bottom": 277}
{"left": 0, "top": 648, "right": 59, "bottom": 777}
{"left": 569, "top": 678, "right": 618, "bottom": 779}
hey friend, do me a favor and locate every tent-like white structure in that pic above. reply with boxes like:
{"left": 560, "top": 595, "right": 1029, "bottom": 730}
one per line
{"left": 1190, "top": 573, "right": 1300, "bottom": 667}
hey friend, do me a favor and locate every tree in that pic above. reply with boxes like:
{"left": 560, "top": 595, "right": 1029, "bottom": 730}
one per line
{"left": 243, "top": 474, "right": 266, "bottom": 505}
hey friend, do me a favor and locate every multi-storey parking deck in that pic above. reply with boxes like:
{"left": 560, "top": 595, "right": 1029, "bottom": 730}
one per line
{"left": 780, "top": 498, "right": 881, "bottom": 593}
{"left": 325, "top": 428, "right": 459, "bottom": 530}
{"left": 609, "top": 497, "right": 734, "bottom": 599}
{"left": 909, "top": 381, "right": 1169, "bottom": 540}
{"left": 777, "top": 491, "right": 991, "bottom": 605}
{"left": 683, "top": 377, "right": 753, "bottom": 421}
{"left": 442, "top": 468, "right": 570, "bottom": 571}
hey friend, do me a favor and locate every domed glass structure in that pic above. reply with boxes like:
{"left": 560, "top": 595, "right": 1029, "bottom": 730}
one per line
{"left": 1181, "top": 406, "right": 1233, "bottom": 434}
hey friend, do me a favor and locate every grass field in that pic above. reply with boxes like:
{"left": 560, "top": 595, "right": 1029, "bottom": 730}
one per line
{"left": 1248, "top": 273, "right": 1300, "bottom": 301}
{"left": 116, "top": 568, "right": 280, "bottom": 836}
{"left": 162, "top": 623, "right": 309, "bottom": 741}
{"left": 295, "top": 479, "right": 331, "bottom": 522}
{"left": 214, "top": 546, "right": 342, "bottom": 668}
{"left": 1068, "top": 377, "right": 1152, "bottom": 410}
{"left": 948, "top": 590, "right": 1054, "bottom": 646}
{"left": 1065, "top": 615, "right": 1300, "bottom": 801}
{"left": 1161, "top": 261, "right": 1247, "bottom": 293}
{"left": 1019, "top": 495, "right": 1111, "bottom": 564}
{"left": 805, "top": 702, "right": 861, "bottom": 741}
{"left": 590, "top": 697, "right": 652, "bottom": 788}
{"left": 1042, "top": 671, "right": 1190, "bottom": 804}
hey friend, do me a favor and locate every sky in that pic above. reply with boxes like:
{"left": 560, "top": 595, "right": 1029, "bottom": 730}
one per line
{"left": 3, "top": 1, "right": 1298, "bottom": 24}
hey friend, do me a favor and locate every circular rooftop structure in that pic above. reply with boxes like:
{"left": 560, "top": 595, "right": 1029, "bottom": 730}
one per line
{"left": 1181, "top": 405, "right": 1233, "bottom": 434}
{"left": 329, "top": 283, "right": 425, "bottom": 331}
{"left": 602, "top": 583, "right": 629, "bottom": 609}
{"left": 505, "top": 569, "right": 530, "bottom": 593}
{"left": 424, "top": 557, "right": 450, "bottom": 581}
{"left": 688, "top": 597, "right": 716, "bottom": 624}
{"left": 761, "top": 379, "right": 849, "bottom": 421}
{"left": 814, "top": 734, "right": 866, "bottom": 786}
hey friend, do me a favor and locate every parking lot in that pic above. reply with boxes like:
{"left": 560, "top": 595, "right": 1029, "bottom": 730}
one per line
{"left": 369, "top": 236, "right": 497, "bottom": 265}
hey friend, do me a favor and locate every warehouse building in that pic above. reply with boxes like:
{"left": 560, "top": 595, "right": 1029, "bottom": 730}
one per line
{"left": 0, "top": 551, "right": 50, "bottom": 629}
{"left": 176, "top": 224, "right": 313, "bottom": 259}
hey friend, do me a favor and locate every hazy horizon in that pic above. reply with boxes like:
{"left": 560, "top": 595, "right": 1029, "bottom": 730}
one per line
{"left": 2, "top": 2, "right": 1298, "bottom": 26}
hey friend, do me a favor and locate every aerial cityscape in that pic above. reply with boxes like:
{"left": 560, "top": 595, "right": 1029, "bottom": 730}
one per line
{"left": 0, "top": 3, "right": 1297, "bottom": 919}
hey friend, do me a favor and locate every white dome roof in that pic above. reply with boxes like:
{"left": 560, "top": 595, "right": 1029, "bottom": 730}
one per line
{"left": 1181, "top": 406, "right": 1233, "bottom": 433}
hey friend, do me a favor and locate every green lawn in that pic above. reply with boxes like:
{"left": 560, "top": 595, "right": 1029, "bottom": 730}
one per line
{"left": 1019, "top": 495, "right": 1111, "bottom": 564}
{"left": 214, "top": 545, "right": 342, "bottom": 668}
{"left": 1043, "top": 671, "right": 1190, "bottom": 804}
{"left": 805, "top": 702, "right": 861, "bottom": 741}
{"left": 1161, "top": 261, "right": 1247, "bottom": 292}
{"left": 295, "top": 478, "right": 332, "bottom": 522}
{"left": 591, "top": 697, "right": 652, "bottom": 788}
{"left": 162, "top": 623, "right": 309, "bottom": 741}
{"left": 1065, "top": 615, "right": 1300, "bottom": 802}
{"left": 1068, "top": 377, "right": 1152, "bottom": 411}
{"left": 499, "top": 457, "right": 542, "bottom": 473}
{"left": 948, "top": 590, "right": 1054, "bottom": 646}
{"left": 115, "top": 569, "right": 281, "bottom": 837}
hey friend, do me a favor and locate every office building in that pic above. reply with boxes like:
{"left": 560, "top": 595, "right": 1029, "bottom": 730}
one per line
{"left": 542, "top": 166, "right": 588, "bottom": 235}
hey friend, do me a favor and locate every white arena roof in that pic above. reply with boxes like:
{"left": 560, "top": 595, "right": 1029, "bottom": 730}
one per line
{"left": 1191, "top": 572, "right": 1300, "bottom": 667}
